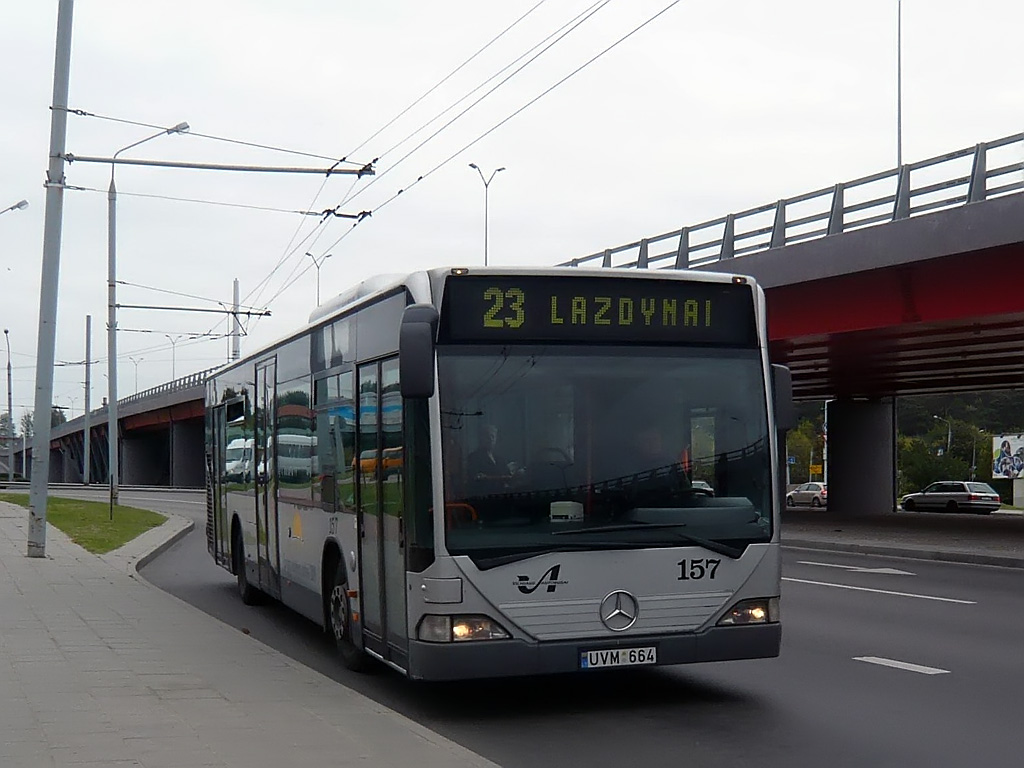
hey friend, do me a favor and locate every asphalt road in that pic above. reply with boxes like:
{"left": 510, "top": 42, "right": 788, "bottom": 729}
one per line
{"left": 62, "top": 487, "right": 1024, "bottom": 767}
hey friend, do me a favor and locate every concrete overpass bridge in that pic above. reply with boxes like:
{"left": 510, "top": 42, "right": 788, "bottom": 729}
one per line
{"left": 563, "top": 130, "right": 1024, "bottom": 513}
{"left": 12, "top": 132, "right": 1024, "bottom": 514}
{"left": 11, "top": 368, "right": 213, "bottom": 488}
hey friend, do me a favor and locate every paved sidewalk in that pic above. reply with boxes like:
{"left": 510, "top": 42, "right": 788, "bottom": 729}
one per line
{"left": 0, "top": 501, "right": 498, "bottom": 768}
{"left": 782, "top": 509, "right": 1024, "bottom": 567}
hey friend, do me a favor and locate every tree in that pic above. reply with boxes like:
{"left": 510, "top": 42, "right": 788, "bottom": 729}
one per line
{"left": 51, "top": 407, "right": 66, "bottom": 428}
{"left": 20, "top": 411, "right": 33, "bottom": 441}
{"left": 0, "top": 412, "right": 12, "bottom": 439}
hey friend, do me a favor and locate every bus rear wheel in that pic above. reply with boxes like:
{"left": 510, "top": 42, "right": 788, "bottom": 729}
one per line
{"left": 328, "top": 563, "right": 372, "bottom": 672}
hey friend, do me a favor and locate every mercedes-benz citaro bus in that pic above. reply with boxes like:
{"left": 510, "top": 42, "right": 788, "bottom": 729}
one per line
{"left": 205, "top": 267, "right": 795, "bottom": 680}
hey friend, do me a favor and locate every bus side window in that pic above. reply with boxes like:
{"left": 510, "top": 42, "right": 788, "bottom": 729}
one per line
{"left": 405, "top": 398, "right": 434, "bottom": 572}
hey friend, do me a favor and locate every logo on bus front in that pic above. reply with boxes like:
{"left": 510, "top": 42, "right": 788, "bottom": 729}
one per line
{"left": 515, "top": 564, "right": 568, "bottom": 594}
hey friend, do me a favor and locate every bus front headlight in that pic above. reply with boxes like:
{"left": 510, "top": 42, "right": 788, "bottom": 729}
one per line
{"left": 417, "top": 615, "right": 510, "bottom": 642}
{"left": 716, "top": 597, "right": 780, "bottom": 626}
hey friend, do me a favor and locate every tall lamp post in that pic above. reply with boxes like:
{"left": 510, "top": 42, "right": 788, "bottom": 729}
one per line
{"left": 2, "top": 201, "right": 29, "bottom": 478}
{"left": 108, "top": 121, "right": 188, "bottom": 511}
{"left": 4, "top": 329, "right": 12, "bottom": 483}
{"left": 897, "top": 0, "right": 903, "bottom": 168}
{"left": 163, "top": 335, "right": 182, "bottom": 381}
{"left": 468, "top": 164, "right": 504, "bottom": 267}
{"left": 305, "top": 252, "right": 332, "bottom": 306}
{"left": 128, "top": 355, "right": 143, "bottom": 393}
{"left": 933, "top": 414, "right": 951, "bottom": 455}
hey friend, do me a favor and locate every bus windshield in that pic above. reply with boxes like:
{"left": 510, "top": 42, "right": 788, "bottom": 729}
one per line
{"left": 437, "top": 345, "right": 772, "bottom": 566}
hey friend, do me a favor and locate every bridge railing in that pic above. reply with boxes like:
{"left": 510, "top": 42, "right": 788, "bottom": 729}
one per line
{"left": 120, "top": 366, "right": 221, "bottom": 407}
{"left": 561, "top": 131, "right": 1024, "bottom": 270}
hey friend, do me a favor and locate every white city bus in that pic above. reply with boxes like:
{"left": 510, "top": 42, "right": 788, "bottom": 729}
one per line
{"left": 205, "top": 267, "right": 794, "bottom": 680}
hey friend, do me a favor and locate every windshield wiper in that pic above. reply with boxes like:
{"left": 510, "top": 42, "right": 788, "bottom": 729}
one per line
{"left": 551, "top": 523, "right": 745, "bottom": 559}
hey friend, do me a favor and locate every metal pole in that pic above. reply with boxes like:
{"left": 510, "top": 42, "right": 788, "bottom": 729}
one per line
{"left": 232, "top": 278, "right": 240, "bottom": 360}
{"left": 483, "top": 183, "right": 490, "bottom": 268}
{"left": 164, "top": 335, "right": 177, "bottom": 380}
{"left": 897, "top": 0, "right": 902, "bottom": 168}
{"left": 29, "top": 0, "right": 75, "bottom": 557}
{"left": 469, "top": 165, "right": 504, "bottom": 267}
{"left": 4, "top": 329, "right": 12, "bottom": 484}
{"left": 83, "top": 315, "right": 91, "bottom": 485}
{"left": 108, "top": 173, "right": 119, "bottom": 514}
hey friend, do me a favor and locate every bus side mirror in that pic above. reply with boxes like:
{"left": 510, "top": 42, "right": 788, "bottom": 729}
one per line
{"left": 400, "top": 304, "right": 439, "bottom": 399}
{"left": 771, "top": 364, "right": 796, "bottom": 431}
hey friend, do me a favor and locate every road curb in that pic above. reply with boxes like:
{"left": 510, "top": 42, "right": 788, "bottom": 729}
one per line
{"left": 783, "top": 538, "right": 1024, "bottom": 569}
{"left": 101, "top": 513, "right": 195, "bottom": 576}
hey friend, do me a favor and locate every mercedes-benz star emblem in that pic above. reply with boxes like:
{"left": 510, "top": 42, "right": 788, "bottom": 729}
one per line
{"left": 599, "top": 590, "right": 639, "bottom": 632}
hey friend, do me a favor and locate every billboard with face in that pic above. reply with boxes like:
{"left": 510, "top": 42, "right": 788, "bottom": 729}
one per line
{"left": 992, "top": 434, "right": 1024, "bottom": 479}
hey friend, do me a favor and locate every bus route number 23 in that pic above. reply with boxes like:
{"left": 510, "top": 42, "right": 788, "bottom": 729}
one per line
{"left": 484, "top": 287, "right": 525, "bottom": 329}
{"left": 677, "top": 558, "right": 721, "bottom": 581}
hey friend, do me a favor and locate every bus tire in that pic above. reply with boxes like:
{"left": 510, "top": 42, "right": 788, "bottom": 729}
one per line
{"left": 233, "top": 527, "right": 260, "bottom": 606}
{"left": 328, "top": 562, "right": 372, "bottom": 673}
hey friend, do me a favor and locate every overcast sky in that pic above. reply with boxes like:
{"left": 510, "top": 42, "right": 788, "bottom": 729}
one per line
{"left": 2, "top": 0, "right": 1023, "bottom": 427}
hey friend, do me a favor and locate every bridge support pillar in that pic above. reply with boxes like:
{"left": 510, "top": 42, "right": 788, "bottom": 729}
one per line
{"left": 825, "top": 398, "right": 896, "bottom": 515}
{"left": 171, "top": 420, "right": 204, "bottom": 488}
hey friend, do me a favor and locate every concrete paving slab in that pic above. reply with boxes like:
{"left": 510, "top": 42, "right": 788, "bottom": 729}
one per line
{"left": 0, "top": 501, "right": 499, "bottom": 768}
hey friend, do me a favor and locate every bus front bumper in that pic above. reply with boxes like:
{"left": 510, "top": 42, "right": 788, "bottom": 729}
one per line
{"left": 407, "top": 623, "right": 780, "bottom": 681}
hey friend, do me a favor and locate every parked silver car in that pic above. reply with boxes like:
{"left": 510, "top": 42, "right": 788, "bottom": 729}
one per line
{"left": 786, "top": 482, "right": 827, "bottom": 508}
{"left": 900, "top": 481, "right": 1001, "bottom": 514}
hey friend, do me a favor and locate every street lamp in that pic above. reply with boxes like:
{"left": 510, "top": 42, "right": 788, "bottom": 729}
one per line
{"left": 128, "top": 355, "right": 143, "bottom": 393}
{"left": 933, "top": 414, "right": 952, "bottom": 455}
{"left": 468, "top": 163, "right": 505, "bottom": 267}
{"left": 305, "top": 252, "right": 332, "bottom": 306}
{"left": 164, "top": 335, "right": 182, "bottom": 381}
{"left": 108, "top": 121, "right": 189, "bottom": 509}
{"left": 1, "top": 199, "right": 28, "bottom": 216}
{"left": 3, "top": 328, "right": 12, "bottom": 483}
{"left": 897, "top": 0, "right": 903, "bottom": 168}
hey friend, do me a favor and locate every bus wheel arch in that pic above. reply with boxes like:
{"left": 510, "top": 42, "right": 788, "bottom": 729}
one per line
{"left": 323, "top": 545, "right": 372, "bottom": 672}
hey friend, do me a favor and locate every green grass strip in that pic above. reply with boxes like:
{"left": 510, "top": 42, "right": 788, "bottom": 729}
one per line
{"left": 0, "top": 493, "right": 165, "bottom": 555}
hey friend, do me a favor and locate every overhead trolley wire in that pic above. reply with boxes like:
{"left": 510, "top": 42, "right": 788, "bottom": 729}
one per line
{"left": 346, "top": 0, "right": 684, "bottom": 225}
{"left": 240, "top": 3, "right": 550, "bottom": 322}
{"left": 259, "top": 2, "right": 617, "bottom": 310}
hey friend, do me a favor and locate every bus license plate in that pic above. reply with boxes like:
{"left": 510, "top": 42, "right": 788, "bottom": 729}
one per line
{"left": 580, "top": 646, "right": 657, "bottom": 669}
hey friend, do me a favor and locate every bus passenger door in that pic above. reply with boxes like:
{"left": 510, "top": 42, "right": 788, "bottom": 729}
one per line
{"left": 208, "top": 404, "right": 227, "bottom": 566}
{"left": 356, "top": 358, "right": 408, "bottom": 666}
{"left": 256, "top": 358, "right": 282, "bottom": 599}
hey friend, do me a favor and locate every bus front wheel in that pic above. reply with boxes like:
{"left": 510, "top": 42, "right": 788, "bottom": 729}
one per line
{"left": 233, "top": 528, "right": 260, "bottom": 606}
{"left": 328, "top": 563, "right": 372, "bottom": 672}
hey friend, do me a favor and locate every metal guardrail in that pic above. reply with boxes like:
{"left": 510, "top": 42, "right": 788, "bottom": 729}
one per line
{"left": 561, "top": 131, "right": 1024, "bottom": 270}
{"left": 119, "top": 366, "right": 220, "bottom": 406}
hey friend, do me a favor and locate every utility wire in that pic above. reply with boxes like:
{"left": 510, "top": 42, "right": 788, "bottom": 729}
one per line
{"left": 61, "top": 106, "right": 364, "bottom": 165}
{"left": 117, "top": 280, "right": 265, "bottom": 312}
{"left": 243, "top": 2, "right": 550, "bottom": 317}
{"left": 319, "top": 0, "right": 685, "bottom": 259}
{"left": 371, "top": 2, "right": 604, "bottom": 169}
{"left": 71, "top": 185, "right": 322, "bottom": 216}
{"left": 334, "top": 0, "right": 613, "bottom": 210}
{"left": 345, "top": 1, "right": 547, "bottom": 160}
{"left": 260, "top": 2, "right": 615, "bottom": 310}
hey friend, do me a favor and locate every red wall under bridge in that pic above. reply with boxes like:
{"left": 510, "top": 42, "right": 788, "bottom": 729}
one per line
{"left": 768, "top": 241, "right": 1024, "bottom": 401}
{"left": 699, "top": 193, "right": 1024, "bottom": 514}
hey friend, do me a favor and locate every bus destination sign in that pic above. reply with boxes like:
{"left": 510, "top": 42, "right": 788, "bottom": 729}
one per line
{"left": 439, "top": 275, "right": 757, "bottom": 345}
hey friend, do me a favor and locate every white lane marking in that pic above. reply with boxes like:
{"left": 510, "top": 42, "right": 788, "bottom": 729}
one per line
{"left": 782, "top": 577, "right": 975, "bottom": 604}
{"left": 797, "top": 561, "right": 915, "bottom": 576}
{"left": 853, "top": 656, "right": 950, "bottom": 675}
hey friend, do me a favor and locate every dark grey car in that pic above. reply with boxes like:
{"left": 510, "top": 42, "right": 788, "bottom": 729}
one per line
{"left": 900, "top": 481, "right": 1001, "bottom": 514}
